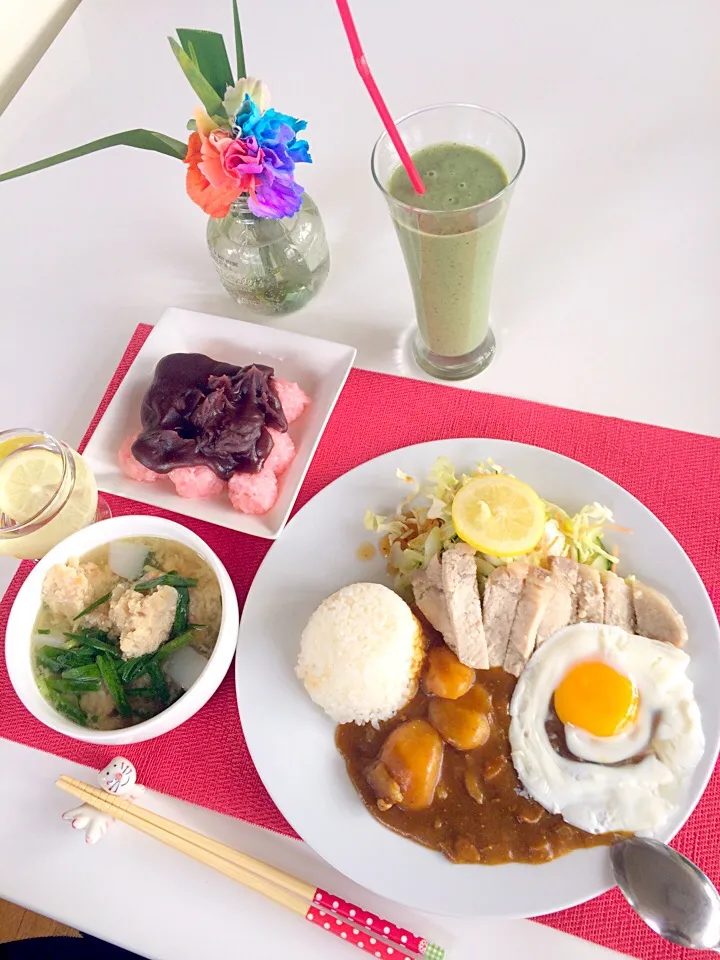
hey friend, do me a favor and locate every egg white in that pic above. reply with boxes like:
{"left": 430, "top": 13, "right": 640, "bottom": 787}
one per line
{"left": 509, "top": 623, "right": 704, "bottom": 835}
{"left": 564, "top": 707, "right": 653, "bottom": 765}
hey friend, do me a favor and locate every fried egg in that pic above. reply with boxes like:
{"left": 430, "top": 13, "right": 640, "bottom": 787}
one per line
{"left": 509, "top": 623, "right": 704, "bottom": 834}
{"left": 555, "top": 659, "right": 653, "bottom": 765}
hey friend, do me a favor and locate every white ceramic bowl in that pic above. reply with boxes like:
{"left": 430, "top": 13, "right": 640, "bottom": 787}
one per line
{"left": 6, "top": 515, "right": 239, "bottom": 745}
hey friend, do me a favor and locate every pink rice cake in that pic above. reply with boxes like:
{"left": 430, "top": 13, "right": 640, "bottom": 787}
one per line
{"left": 168, "top": 465, "right": 225, "bottom": 499}
{"left": 228, "top": 464, "right": 278, "bottom": 516}
{"left": 118, "top": 434, "right": 161, "bottom": 483}
{"left": 273, "top": 378, "right": 311, "bottom": 424}
{"left": 264, "top": 428, "right": 296, "bottom": 477}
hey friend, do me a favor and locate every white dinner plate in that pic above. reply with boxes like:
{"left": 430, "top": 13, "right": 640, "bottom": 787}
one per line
{"left": 236, "top": 439, "right": 720, "bottom": 917}
{"left": 83, "top": 307, "right": 356, "bottom": 540}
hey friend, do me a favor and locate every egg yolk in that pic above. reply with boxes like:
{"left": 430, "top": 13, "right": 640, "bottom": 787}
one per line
{"left": 553, "top": 661, "right": 639, "bottom": 737}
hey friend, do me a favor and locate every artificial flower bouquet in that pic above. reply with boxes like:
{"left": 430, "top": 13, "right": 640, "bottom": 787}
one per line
{"left": 0, "top": 1, "right": 312, "bottom": 221}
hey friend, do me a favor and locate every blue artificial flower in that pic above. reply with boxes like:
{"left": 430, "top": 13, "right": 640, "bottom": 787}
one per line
{"left": 253, "top": 108, "right": 306, "bottom": 141}
{"left": 234, "top": 98, "right": 312, "bottom": 168}
{"left": 232, "top": 95, "right": 263, "bottom": 138}
{"left": 287, "top": 137, "right": 311, "bottom": 165}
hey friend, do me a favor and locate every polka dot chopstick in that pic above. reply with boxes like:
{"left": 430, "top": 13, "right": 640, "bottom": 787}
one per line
{"left": 307, "top": 889, "right": 444, "bottom": 959}
{"left": 56, "top": 776, "right": 445, "bottom": 960}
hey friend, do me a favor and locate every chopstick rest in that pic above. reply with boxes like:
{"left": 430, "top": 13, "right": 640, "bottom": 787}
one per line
{"left": 62, "top": 757, "right": 144, "bottom": 844}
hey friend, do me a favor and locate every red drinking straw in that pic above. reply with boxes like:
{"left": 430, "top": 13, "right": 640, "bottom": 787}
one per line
{"left": 335, "top": 0, "right": 426, "bottom": 195}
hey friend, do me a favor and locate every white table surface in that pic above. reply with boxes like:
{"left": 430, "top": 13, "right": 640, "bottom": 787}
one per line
{"left": 1, "top": 0, "right": 719, "bottom": 956}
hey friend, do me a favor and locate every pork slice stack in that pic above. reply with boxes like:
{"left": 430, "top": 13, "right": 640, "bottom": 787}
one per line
{"left": 412, "top": 544, "right": 688, "bottom": 678}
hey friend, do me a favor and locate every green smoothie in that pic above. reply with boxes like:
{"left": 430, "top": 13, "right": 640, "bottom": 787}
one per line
{"left": 388, "top": 142, "right": 509, "bottom": 362}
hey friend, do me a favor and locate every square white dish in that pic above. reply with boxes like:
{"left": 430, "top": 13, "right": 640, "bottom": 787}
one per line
{"left": 83, "top": 307, "right": 356, "bottom": 539}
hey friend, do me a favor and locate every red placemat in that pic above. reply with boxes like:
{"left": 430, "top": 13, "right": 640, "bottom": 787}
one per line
{"left": 2, "top": 323, "right": 719, "bottom": 959}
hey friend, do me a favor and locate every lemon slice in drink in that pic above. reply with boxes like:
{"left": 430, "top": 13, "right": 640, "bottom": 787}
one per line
{"left": 0, "top": 448, "right": 66, "bottom": 524}
{"left": 451, "top": 475, "right": 545, "bottom": 557}
{"left": 0, "top": 434, "right": 42, "bottom": 462}
{"left": 0, "top": 446, "right": 98, "bottom": 558}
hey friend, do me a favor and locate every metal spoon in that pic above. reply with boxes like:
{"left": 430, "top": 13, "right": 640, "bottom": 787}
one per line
{"left": 611, "top": 837, "right": 720, "bottom": 952}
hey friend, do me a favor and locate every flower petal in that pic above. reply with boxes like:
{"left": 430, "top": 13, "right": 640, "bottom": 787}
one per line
{"left": 185, "top": 131, "right": 242, "bottom": 217}
{"left": 223, "top": 77, "right": 271, "bottom": 118}
{"left": 193, "top": 106, "right": 219, "bottom": 138}
{"left": 248, "top": 173, "right": 304, "bottom": 219}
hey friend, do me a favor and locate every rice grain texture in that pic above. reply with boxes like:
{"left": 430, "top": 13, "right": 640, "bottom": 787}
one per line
{"left": 296, "top": 582, "right": 425, "bottom": 725}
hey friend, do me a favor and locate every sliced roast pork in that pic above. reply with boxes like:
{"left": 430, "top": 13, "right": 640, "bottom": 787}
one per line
{"left": 441, "top": 543, "right": 489, "bottom": 669}
{"left": 536, "top": 556, "right": 578, "bottom": 645}
{"left": 504, "top": 567, "right": 554, "bottom": 677}
{"left": 412, "top": 555, "right": 451, "bottom": 636}
{"left": 574, "top": 564, "right": 604, "bottom": 623}
{"left": 602, "top": 570, "right": 635, "bottom": 632}
{"left": 631, "top": 580, "right": 688, "bottom": 647}
{"left": 483, "top": 561, "right": 529, "bottom": 667}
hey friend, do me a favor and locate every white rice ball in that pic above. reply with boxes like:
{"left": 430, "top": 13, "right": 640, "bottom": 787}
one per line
{"left": 296, "top": 583, "right": 425, "bottom": 725}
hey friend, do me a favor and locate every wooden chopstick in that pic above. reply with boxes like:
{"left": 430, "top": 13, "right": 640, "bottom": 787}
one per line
{"left": 57, "top": 776, "right": 445, "bottom": 959}
{"left": 57, "top": 776, "right": 311, "bottom": 915}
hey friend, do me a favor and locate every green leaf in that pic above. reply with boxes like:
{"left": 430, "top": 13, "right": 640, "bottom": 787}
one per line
{"left": 73, "top": 591, "right": 112, "bottom": 621}
{"left": 171, "top": 586, "right": 190, "bottom": 638}
{"left": 153, "top": 627, "right": 200, "bottom": 663}
{"left": 147, "top": 661, "right": 169, "bottom": 706}
{"left": 97, "top": 654, "right": 131, "bottom": 719}
{"left": 176, "top": 28, "right": 233, "bottom": 98}
{"left": 232, "top": 0, "right": 246, "bottom": 79}
{"left": 133, "top": 572, "right": 198, "bottom": 592}
{"left": 186, "top": 40, "right": 200, "bottom": 68}
{"left": 168, "top": 37, "right": 227, "bottom": 120}
{"left": 0, "top": 130, "right": 187, "bottom": 183}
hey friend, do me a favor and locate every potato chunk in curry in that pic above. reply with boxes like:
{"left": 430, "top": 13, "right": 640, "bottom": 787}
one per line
{"left": 422, "top": 646, "right": 475, "bottom": 700}
{"left": 367, "top": 718, "right": 443, "bottom": 811}
{"left": 428, "top": 685, "right": 491, "bottom": 751}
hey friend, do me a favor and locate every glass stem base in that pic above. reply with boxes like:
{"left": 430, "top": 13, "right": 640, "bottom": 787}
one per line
{"left": 412, "top": 328, "right": 496, "bottom": 381}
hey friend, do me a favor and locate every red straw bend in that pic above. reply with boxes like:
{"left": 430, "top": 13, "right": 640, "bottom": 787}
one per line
{"left": 335, "top": 0, "right": 426, "bottom": 195}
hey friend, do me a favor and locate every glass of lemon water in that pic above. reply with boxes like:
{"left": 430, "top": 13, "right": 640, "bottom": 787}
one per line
{"left": 0, "top": 430, "right": 105, "bottom": 560}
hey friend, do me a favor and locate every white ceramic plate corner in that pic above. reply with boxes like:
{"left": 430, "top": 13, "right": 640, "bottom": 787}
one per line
{"left": 235, "top": 439, "right": 720, "bottom": 918}
{"left": 82, "top": 307, "right": 356, "bottom": 540}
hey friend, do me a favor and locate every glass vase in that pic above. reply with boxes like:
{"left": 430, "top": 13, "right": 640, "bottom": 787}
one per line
{"left": 207, "top": 193, "right": 330, "bottom": 316}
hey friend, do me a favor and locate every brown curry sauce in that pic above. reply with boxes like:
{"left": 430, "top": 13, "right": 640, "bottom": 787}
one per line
{"left": 336, "top": 640, "right": 622, "bottom": 865}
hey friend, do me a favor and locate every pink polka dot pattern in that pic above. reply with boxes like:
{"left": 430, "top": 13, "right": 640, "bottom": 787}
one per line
{"left": 312, "top": 889, "right": 440, "bottom": 957}
{"left": 304, "top": 904, "right": 413, "bottom": 957}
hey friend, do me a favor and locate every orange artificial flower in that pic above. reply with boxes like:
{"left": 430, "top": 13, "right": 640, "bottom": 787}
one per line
{"left": 184, "top": 131, "right": 242, "bottom": 218}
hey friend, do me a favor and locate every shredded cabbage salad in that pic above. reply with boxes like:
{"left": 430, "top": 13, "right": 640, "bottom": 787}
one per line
{"left": 364, "top": 457, "right": 623, "bottom": 592}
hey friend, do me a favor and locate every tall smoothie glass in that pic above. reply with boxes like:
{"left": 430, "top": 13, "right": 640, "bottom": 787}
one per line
{"left": 372, "top": 103, "right": 525, "bottom": 380}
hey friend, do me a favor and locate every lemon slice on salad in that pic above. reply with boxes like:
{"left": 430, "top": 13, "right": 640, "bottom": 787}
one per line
{"left": 451, "top": 475, "right": 545, "bottom": 557}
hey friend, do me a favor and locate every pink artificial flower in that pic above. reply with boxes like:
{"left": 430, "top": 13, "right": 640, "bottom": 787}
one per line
{"left": 197, "top": 128, "right": 236, "bottom": 189}
{"left": 220, "top": 136, "right": 265, "bottom": 189}
{"left": 185, "top": 132, "right": 241, "bottom": 218}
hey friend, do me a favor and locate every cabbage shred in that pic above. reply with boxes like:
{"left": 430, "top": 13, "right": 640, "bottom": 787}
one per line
{"left": 364, "top": 458, "right": 621, "bottom": 592}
